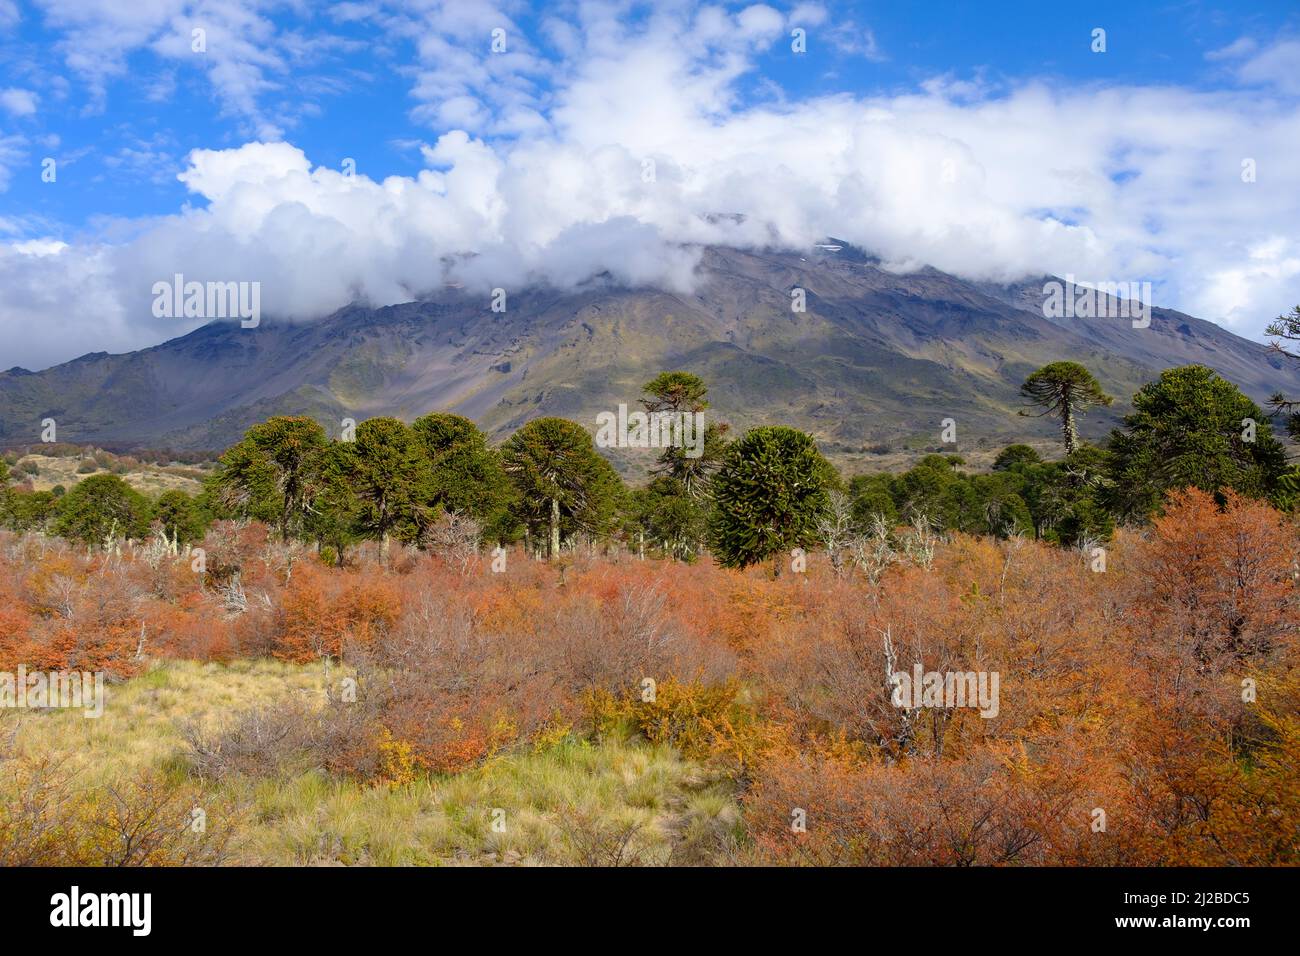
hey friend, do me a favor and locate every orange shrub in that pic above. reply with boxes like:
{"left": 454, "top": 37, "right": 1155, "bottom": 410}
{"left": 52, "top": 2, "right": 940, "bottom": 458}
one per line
{"left": 273, "top": 564, "right": 402, "bottom": 663}
{"left": 0, "top": 489, "right": 1296, "bottom": 865}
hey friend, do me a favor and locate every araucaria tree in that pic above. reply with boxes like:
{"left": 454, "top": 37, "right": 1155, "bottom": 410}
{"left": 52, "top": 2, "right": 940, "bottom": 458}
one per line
{"left": 349, "top": 417, "right": 433, "bottom": 562}
{"left": 410, "top": 412, "right": 513, "bottom": 536}
{"left": 1108, "top": 364, "right": 1288, "bottom": 521}
{"left": 641, "top": 371, "right": 729, "bottom": 500}
{"left": 1019, "top": 361, "right": 1112, "bottom": 454}
{"left": 152, "top": 490, "right": 207, "bottom": 545}
{"left": 500, "top": 417, "right": 621, "bottom": 558}
{"left": 641, "top": 371, "right": 710, "bottom": 415}
{"left": 52, "top": 474, "right": 152, "bottom": 546}
{"left": 709, "top": 425, "right": 832, "bottom": 574}
{"left": 306, "top": 440, "right": 364, "bottom": 559}
{"left": 215, "top": 416, "right": 327, "bottom": 539}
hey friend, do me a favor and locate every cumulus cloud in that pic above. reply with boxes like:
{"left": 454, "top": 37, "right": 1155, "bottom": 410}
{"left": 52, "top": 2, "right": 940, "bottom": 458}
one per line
{"left": 0, "top": 88, "right": 39, "bottom": 116}
{"left": 3, "top": 8, "right": 1300, "bottom": 371}
{"left": 397, "top": 0, "right": 555, "bottom": 134}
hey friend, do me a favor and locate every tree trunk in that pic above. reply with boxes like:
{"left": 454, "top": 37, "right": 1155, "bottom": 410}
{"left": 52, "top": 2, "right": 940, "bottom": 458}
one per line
{"left": 380, "top": 531, "right": 391, "bottom": 565}
{"left": 549, "top": 498, "right": 561, "bottom": 559}
{"left": 1061, "top": 402, "right": 1080, "bottom": 455}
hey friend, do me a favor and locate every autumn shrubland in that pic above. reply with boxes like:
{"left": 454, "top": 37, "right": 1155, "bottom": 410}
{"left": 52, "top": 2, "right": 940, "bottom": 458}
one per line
{"left": 0, "top": 482, "right": 1296, "bottom": 866}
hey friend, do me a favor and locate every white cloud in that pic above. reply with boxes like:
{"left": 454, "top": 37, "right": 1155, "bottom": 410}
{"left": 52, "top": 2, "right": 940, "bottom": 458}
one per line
{"left": 398, "top": 1, "right": 554, "bottom": 136}
{"left": 736, "top": 5, "right": 785, "bottom": 40}
{"left": 1202, "top": 237, "right": 1300, "bottom": 329}
{"left": 34, "top": 0, "right": 189, "bottom": 105}
{"left": 10, "top": 239, "right": 68, "bottom": 256}
{"left": 3, "top": 5, "right": 1300, "bottom": 372}
{"left": 31, "top": 0, "right": 332, "bottom": 136}
{"left": 0, "top": 133, "right": 27, "bottom": 192}
{"left": 1236, "top": 40, "right": 1300, "bottom": 96}
{"left": 1205, "top": 37, "right": 1257, "bottom": 61}
{"left": 1205, "top": 36, "right": 1300, "bottom": 96}
{"left": 787, "top": 3, "right": 829, "bottom": 28}
{"left": 824, "top": 22, "right": 884, "bottom": 60}
{"left": 0, "top": 88, "right": 39, "bottom": 116}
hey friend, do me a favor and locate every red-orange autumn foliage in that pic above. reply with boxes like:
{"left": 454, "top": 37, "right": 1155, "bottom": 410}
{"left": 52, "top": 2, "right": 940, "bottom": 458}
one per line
{"left": 272, "top": 563, "right": 401, "bottom": 663}
{"left": 1129, "top": 488, "right": 1295, "bottom": 665}
{"left": 0, "top": 484, "right": 1295, "bottom": 864}
{"left": 743, "top": 490, "right": 1300, "bottom": 865}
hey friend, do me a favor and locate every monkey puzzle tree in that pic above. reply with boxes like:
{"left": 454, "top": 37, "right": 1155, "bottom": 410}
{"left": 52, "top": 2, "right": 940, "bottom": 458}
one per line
{"left": 52, "top": 474, "right": 152, "bottom": 546}
{"left": 215, "top": 416, "right": 327, "bottom": 539}
{"left": 641, "top": 371, "right": 730, "bottom": 500}
{"left": 992, "top": 444, "right": 1043, "bottom": 472}
{"left": 1019, "top": 361, "right": 1113, "bottom": 455}
{"left": 304, "top": 440, "right": 364, "bottom": 560}
{"left": 153, "top": 490, "right": 207, "bottom": 545}
{"left": 709, "top": 425, "right": 832, "bottom": 574}
{"left": 1107, "top": 364, "right": 1288, "bottom": 521}
{"left": 349, "top": 417, "right": 433, "bottom": 562}
{"left": 4, "top": 490, "right": 58, "bottom": 532}
{"left": 626, "top": 475, "right": 708, "bottom": 561}
{"left": 1027, "top": 445, "right": 1116, "bottom": 545}
{"left": 641, "top": 371, "right": 710, "bottom": 414}
{"left": 410, "top": 412, "right": 513, "bottom": 535}
{"left": 501, "top": 417, "right": 622, "bottom": 558}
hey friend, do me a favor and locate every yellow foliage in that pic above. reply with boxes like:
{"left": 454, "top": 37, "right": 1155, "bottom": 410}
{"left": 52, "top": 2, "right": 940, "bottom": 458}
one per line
{"left": 586, "top": 678, "right": 771, "bottom": 771}
{"left": 375, "top": 727, "right": 419, "bottom": 788}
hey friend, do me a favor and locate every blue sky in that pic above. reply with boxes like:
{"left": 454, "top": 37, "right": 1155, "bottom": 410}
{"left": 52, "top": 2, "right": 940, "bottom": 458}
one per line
{"left": 6, "top": 0, "right": 1297, "bottom": 226}
{"left": 2, "top": 0, "right": 1300, "bottom": 370}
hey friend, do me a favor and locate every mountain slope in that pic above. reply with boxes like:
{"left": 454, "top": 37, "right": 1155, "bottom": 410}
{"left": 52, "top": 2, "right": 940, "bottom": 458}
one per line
{"left": 1, "top": 244, "right": 1294, "bottom": 473}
